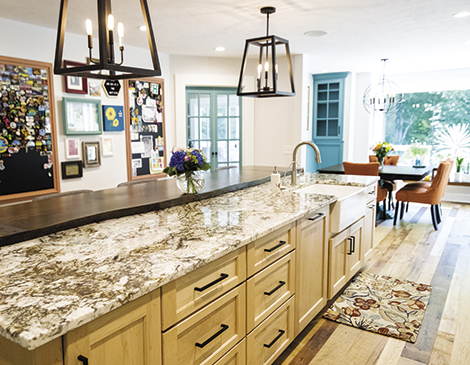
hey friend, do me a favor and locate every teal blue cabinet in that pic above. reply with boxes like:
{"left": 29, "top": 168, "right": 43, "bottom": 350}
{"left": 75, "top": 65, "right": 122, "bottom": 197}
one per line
{"left": 307, "top": 72, "right": 349, "bottom": 172}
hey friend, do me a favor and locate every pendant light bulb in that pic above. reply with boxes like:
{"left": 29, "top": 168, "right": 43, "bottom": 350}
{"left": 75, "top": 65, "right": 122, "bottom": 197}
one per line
{"left": 86, "top": 19, "right": 93, "bottom": 36}
{"left": 265, "top": 61, "right": 269, "bottom": 72}
{"left": 108, "top": 14, "right": 115, "bottom": 31}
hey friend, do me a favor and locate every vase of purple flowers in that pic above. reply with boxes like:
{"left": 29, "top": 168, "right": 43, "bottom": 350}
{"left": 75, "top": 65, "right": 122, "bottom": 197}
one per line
{"left": 163, "top": 148, "right": 211, "bottom": 194}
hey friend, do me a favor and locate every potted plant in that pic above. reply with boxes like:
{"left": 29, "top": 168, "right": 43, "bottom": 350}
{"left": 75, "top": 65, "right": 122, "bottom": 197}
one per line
{"left": 455, "top": 157, "right": 464, "bottom": 182}
{"left": 371, "top": 141, "right": 394, "bottom": 167}
{"left": 405, "top": 143, "right": 428, "bottom": 167}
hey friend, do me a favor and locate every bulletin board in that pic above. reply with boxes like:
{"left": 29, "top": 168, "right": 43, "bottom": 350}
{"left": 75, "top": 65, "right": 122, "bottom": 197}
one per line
{"left": 0, "top": 56, "right": 59, "bottom": 203}
{"left": 124, "top": 78, "right": 166, "bottom": 181}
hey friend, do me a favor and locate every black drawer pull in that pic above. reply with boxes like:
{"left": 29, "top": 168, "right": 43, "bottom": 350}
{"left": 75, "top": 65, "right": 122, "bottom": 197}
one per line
{"left": 308, "top": 213, "right": 325, "bottom": 222}
{"left": 368, "top": 205, "right": 375, "bottom": 209}
{"left": 347, "top": 237, "right": 353, "bottom": 255}
{"left": 264, "top": 240, "right": 287, "bottom": 253}
{"left": 369, "top": 191, "right": 375, "bottom": 194}
{"left": 263, "top": 329, "right": 285, "bottom": 348}
{"left": 264, "top": 281, "right": 286, "bottom": 296}
{"left": 78, "top": 355, "right": 88, "bottom": 365}
{"left": 352, "top": 235, "right": 356, "bottom": 253}
{"left": 195, "top": 324, "right": 229, "bottom": 348}
{"left": 194, "top": 273, "right": 229, "bottom": 292}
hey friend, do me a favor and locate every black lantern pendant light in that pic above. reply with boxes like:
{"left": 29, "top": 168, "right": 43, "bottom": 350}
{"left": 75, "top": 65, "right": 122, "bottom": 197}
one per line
{"left": 237, "top": 6, "right": 295, "bottom": 98}
{"left": 54, "top": 0, "right": 161, "bottom": 80}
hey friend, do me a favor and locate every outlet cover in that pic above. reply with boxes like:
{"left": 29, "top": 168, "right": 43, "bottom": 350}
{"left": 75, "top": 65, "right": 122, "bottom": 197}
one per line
{"left": 283, "top": 145, "right": 294, "bottom": 155}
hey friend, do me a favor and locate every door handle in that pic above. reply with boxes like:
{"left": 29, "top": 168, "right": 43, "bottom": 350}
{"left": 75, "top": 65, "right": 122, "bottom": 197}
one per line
{"left": 347, "top": 237, "right": 353, "bottom": 255}
{"left": 264, "top": 240, "right": 287, "bottom": 253}
{"left": 195, "top": 324, "right": 229, "bottom": 348}
{"left": 264, "top": 281, "right": 286, "bottom": 296}
{"left": 194, "top": 273, "right": 229, "bottom": 292}
{"left": 351, "top": 235, "right": 355, "bottom": 253}
{"left": 308, "top": 213, "right": 324, "bottom": 222}
{"left": 263, "top": 329, "right": 285, "bottom": 348}
{"left": 78, "top": 355, "right": 88, "bottom": 365}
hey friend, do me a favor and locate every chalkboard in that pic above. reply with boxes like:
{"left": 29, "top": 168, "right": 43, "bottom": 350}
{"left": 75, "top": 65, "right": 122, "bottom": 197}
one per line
{"left": 0, "top": 56, "right": 59, "bottom": 203}
{"left": 124, "top": 78, "right": 166, "bottom": 181}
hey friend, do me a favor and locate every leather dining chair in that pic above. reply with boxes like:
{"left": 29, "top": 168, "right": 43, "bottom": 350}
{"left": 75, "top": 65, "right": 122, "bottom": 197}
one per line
{"left": 343, "top": 162, "right": 388, "bottom": 219}
{"left": 368, "top": 155, "right": 399, "bottom": 165}
{"left": 368, "top": 155, "right": 400, "bottom": 209}
{"left": 393, "top": 160, "right": 452, "bottom": 230}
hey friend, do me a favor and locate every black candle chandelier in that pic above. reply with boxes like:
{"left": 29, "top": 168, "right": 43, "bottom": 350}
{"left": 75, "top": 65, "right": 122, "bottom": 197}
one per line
{"left": 54, "top": 0, "right": 162, "bottom": 80}
{"left": 237, "top": 6, "right": 295, "bottom": 98}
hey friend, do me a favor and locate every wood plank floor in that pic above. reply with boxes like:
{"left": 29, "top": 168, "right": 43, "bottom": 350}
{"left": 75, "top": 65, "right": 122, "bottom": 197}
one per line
{"left": 273, "top": 202, "right": 470, "bottom": 365}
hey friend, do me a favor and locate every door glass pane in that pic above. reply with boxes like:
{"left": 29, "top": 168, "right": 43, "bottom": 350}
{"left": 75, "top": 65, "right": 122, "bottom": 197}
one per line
{"left": 200, "top": 141, "right": 211, "bottom": 163}
{"left": 328, "top": 119, "right": 338, "bottom": 136}
{"left": 317, "top": 104, "right": 327, "bottom": 118}
{"left": 329, "top": 82, "right": 340, "bottom": 90}
{"left": 229, "top": 141, "right": 239, "bottom": 162}
{"left": 318, "top": 91, "right": 327, "bottom": 101}
{"left": 329, "top": 90, "right": 339, "bottom": 100}
{"left": 329, "top": 102, "right": 339, "bottom": 118}
{"left": 229, "top": 117, "right": 239, "bottom": 139}
{"left": 218, "top": 141, "right": 227, "bottom": 162}
{"left": 318, "top": 84, "right": 327, "bottom": 90}
{"left": 200, "top": 94, "right": 210, "bottom": 116}
{"left": 200, "top": 118, "right": 210, "bottom": 140}
{"left": 317, "top": 120, "right": 327, "bottom": 136}
{"left": 189, "top": 117, "right": 199, "bottom": 140}
{"left": 192, "top": 140, "right": 200, "bottom": 149}
{"left": 229, "top": 95, "right": 239, "bottom": 116}
{"left": 217, "top": 94, "right": 228, "bottom": 116}
{"left": 188, "top": 94, "right": 198, "bottom": 116}
{"left": 218, "top": 118, "right": 227, "bottom": 139}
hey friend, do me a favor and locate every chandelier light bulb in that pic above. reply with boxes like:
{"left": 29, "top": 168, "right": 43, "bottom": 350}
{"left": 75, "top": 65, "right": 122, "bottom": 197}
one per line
{"left": 108, "top": 14, "right": 114, "bottom": 31}
{"left": 265, "top": 61, "right": 269, "bottom": 72}
{"left": 86, "top": 19, "right": 93, "bottom": 36}
{"left": 118, "top": 22, "right": 124, "bottom": 38}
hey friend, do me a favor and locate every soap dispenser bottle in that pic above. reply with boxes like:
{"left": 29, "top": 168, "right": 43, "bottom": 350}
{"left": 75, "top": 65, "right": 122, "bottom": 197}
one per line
{"left": 271, "top": 166, "right": 281, "bottom": 192}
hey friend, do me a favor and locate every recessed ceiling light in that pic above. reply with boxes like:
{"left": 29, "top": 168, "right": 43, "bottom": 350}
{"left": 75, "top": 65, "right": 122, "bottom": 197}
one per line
{"left": 454, "top": 11, "right": 470, "bottom": 18}
{"left": 215, "top": 46, "right": 225, "bottom": 52}
{"left": 304, "top": 30, "right": 329, "bottom": 37}
{"left": 139, "top": 25, "right": 147, "bottom": 31}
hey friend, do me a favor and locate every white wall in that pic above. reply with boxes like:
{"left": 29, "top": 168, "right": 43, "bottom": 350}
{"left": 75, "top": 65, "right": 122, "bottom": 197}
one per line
{"left": 0, "top": 17, "right": 170, "bottom": 192}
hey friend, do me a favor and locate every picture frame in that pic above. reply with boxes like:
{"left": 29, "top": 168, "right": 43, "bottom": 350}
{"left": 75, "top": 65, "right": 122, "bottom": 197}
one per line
{"left": 61, "top": 160, "right": 83, "bottom": 179}
{"left": 102, "top": 105, "right": 125, "bottom": 131}
{"left": 82, "top": 141, "right": 101, "bottom": 168}
{"left": 101, "top": 136, "right": 114, "bottom": 156}
{"left": 63, "top": 60, "right": 88, "bottom": 94}
{"left": 63, "top": 97, "right": 102, "bottom": 135}
{"left": 65, "top": 138, "right": 80, "bottom": 159}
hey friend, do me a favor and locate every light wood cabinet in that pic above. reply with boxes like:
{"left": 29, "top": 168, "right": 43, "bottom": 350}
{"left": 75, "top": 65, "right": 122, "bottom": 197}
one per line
{"left": 63, "top": 289, "right": 161, "bottom": 365}
{"left": 213, "top": 340, "right": 246, "bottom": 365}
{"left": 246, "top": 222, "right": 295, "bottom": 277}
{"left": 363, "top": 201, "right": 376, "bottom": 263}
{"left": 162, "top": 284, "right": 246, "bottom": 365}
{"left": 0, "top": 336, "right": 62, "bottom": 365}
{"left": 246, "top": 251, "right": 295, "bottom": 333}
{"left": 162, "top": 248, "right": 246, "bottom": 330}
{"left": 328, "top": 217, "right": 365, "bottom": 298}
{"left": 246, "top": 297, "right": 294, "bottom": 365}
{"left": 294, "top": 206, "right": 329, "bottom": 335}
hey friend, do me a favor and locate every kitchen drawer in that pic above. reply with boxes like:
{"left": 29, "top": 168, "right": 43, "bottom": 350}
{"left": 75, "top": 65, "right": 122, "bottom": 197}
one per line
{"left": 162, "top": 248, "right": 246, "bottom": 330}
{"left": 163, "top": 284, "right": 246, "bottom": 365}
{"left": 213, "top": 339, "right": 246, "bottom": 365}
{"left": 246, "top": 251, "right": 295, "bottom": 332}
{"left": 247, "top": 222, "right": 295, "bottom": 277}
{"left": 365, "top": 183, "right": 377, "bottom": 204}
{"left": 246, "top": 296, "right": 294, "bottom": 365}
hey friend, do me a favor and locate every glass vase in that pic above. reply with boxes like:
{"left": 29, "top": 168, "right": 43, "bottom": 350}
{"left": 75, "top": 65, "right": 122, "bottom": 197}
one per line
{"left": 176, "top": 171, "right": 205, "bottom": 194}
{"left": 378, "top": 156, "right": 384, "bottom": 167}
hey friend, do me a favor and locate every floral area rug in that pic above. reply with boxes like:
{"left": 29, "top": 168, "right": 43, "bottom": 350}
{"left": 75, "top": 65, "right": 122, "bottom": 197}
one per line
{"left": 323, "top": 272, "right": 432, "bottom": 343}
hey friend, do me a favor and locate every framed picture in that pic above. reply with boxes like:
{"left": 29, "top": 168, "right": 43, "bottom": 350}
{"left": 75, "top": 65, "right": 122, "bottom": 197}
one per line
{"left": 101, "top": 136, "right": 114, "bottom": 156}
{"left": 65, "top": 138, "right": 80, "bottom": 159}
{"left": 88, "top": 80, "right": 101, "bottom": 97}
{"left": 63, "top": 97, "right": 102, "bottom": 135}
{"left": 82, "top": 141, "right": 101, "bottom": 167}
{"left": 63, "top": 60, "right": 88, "bottom": 94}
{"left": 61, "top": 160, "right": 83, "bottom": 179}
{"left": 102, "top": 105, "right": 124, "bottom": 131}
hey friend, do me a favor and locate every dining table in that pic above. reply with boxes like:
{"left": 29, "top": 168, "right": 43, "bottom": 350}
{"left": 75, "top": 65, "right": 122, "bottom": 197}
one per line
{"left": 318, "top": 163, "right": 434, "bottom": 182}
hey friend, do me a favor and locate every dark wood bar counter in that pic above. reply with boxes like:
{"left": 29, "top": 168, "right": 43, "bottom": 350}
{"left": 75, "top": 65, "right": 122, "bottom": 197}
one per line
{"left": 0, "top": 166, "right": 281, "bottom": 247}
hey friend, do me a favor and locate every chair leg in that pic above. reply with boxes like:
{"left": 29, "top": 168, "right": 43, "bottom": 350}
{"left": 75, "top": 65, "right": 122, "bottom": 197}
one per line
{"left": 388, "top": 191, "right": 392, "bottom": 210}
{"left": 406, "top": 202, "right": 409, "bottom": 212}
{"left": 430, "top": 205, "right": 439, "bottom": 230}
{"left": 439, "top": 203, "right": 443, "bottom": 219}
{"left": 435, "top": 204, "right": 441, "bottom": 224}
{"left": 400, "top": 201, "right": 405, "bottom": 219}
{"left": 394, "top": 201, "right": 400, "bottom": 226}
{"left": 382, "top": 200, "right": 387, "bottom": 220}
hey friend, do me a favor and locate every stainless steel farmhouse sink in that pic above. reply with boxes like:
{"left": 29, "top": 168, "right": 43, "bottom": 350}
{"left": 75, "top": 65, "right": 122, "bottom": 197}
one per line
{"left": 295, "top": 184, "right": 368, "bottom": 233}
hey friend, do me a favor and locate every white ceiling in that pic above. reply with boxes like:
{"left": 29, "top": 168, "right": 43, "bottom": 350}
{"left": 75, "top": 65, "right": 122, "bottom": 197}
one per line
{"left": 2, "top": 0, "right": 470, "bottom": 74}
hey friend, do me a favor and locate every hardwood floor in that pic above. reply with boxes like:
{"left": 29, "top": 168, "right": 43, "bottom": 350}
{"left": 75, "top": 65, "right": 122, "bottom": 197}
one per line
{"left": 274, "top": 202, "right": 470, "bottom": 365}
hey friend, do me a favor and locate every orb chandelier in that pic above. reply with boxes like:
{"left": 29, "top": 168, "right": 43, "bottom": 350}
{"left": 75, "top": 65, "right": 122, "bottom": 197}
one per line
{"left": 237, "top": 6, "right": 295, "bottom": 98}
{"left": 363, "top": 59, "right": 403, "bottom": 114}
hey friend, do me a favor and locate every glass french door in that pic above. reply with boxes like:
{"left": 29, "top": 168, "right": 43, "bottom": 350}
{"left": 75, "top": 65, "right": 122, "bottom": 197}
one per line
{"left": 186, "top": 87, "right": 242, "bottom": 171}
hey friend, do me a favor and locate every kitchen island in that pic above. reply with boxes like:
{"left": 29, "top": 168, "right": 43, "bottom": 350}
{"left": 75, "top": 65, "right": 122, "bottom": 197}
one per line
{"left": 0, "top": 167, "right": 378, "bottom": 365}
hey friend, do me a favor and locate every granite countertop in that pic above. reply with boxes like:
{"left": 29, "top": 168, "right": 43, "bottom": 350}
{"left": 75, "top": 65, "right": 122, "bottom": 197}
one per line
{"left": 0, "top": 173, "right": 378, "bottom": 350}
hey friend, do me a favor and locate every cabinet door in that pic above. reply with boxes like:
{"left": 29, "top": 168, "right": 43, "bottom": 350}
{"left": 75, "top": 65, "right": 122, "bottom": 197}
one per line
{"left": 328, "top": 229, "right": 349, "bottom": 299}
{"left": 294, "top": 207, "right": 328, "bottom": 335}
{"left": 64, "top": 290, "right": 161, "bottom": 365}
{"left": 363, "top": 202, "right": 376, "bottom": 263}
{"left": 347, "top": 218, "right": 364, "bottom": 278}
